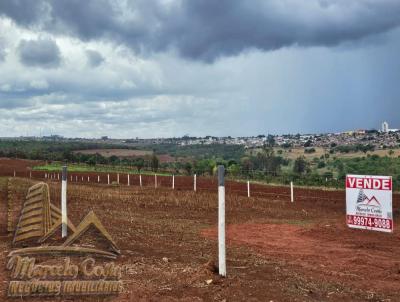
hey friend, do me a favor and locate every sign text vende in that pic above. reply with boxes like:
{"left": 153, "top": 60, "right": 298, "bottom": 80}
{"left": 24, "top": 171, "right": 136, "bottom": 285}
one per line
{"left": 346, "top": 176, "right": 392, "bottom": 191}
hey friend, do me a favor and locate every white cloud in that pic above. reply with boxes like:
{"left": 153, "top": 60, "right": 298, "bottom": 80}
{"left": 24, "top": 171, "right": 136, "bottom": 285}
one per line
{"left": 30, "top": 79, "right": 49, "bottom": 89}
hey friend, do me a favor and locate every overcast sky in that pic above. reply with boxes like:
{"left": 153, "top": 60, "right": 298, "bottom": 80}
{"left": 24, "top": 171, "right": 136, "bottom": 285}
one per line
{"left": 0, "top": 0, "right": 400, "bottom": 138}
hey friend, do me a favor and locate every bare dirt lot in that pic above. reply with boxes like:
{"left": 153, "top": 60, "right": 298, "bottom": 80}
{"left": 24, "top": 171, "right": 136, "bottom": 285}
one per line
{"left": 0, "top": 158, "right": 43, "bottom": 176}
{"left": 1, "top": 175, "right": 400, "bottom": 301}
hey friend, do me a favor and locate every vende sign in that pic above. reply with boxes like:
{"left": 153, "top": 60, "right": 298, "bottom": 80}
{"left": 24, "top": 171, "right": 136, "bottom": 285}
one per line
{"left": 346, "top": 174, "right": 393, "bottom": 233}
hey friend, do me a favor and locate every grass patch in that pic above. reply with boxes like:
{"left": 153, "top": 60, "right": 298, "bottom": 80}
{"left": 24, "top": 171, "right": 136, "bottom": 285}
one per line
{"left": 33, "top": 163, "right": 172, "bottom": 176}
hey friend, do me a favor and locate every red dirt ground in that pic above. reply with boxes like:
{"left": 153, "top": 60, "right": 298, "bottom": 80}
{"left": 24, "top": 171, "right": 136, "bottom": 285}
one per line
{"left": 1, "top": 158, "right": 400, "bottom": 301}
{"left": 202, "top": 222, "right": 400, "bottom": 296}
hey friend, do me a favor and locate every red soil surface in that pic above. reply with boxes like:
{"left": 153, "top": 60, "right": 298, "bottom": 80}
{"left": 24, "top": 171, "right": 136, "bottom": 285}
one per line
{"left": 0, "top": 158, "right": 43, "bottom": 176}
{"left": 2, "top": 158, "right": 400, "bottom": 301}
{"left": 202, "top": 222, "right": 400, "bottom": 295}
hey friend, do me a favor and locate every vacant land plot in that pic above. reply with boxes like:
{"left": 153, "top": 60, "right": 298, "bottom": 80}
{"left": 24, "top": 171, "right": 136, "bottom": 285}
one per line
{"left": 1, "top": 177, "right": 400, "bottom": 301}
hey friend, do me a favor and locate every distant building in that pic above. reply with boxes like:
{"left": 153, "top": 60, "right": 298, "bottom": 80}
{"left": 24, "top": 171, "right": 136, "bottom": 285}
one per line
{"left": 382, "top": 121, "right": 389, "bottom": 133}
{"left": 381, "top": 121, "right": 399, "bottom": 133}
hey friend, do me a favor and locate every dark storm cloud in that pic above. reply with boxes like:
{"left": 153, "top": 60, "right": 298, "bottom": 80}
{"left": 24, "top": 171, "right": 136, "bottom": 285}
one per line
{"left": 18, "top": 38, "right": 61, "bottom": 68}
{"left": 2, "top": 0, "right": 400, "bottom": 62}
{"left": 86, "top": 50, "right": 104, "bottom": 67}
{"left": 0, "top": 0, "right": 48, "bottom": 26}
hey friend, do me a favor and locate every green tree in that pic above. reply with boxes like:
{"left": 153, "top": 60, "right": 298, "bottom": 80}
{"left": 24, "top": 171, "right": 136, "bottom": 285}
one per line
{"left": 151, "top": 155, "right": 159, "bottom": 172}
{"left": 134, "top": 158, "right": 145, "bottom": 173}
{"left": 184, "top": 162, "right": 192, "bottom": 175}
{"left": 293, "top": 156, "right": 307, "bottom": 175}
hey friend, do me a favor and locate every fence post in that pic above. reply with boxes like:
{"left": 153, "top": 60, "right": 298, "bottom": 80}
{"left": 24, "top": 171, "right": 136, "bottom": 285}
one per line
{"left": 194, "top": 174, "right": 197, "bottom": 192}
{"left": 98, "top": 175, "right": 100, "bottom": 183}
{"left": 61, "top": 166, "right": 68, "bottom": 238}
{"left": 172, "top": 174, "right": 175, "bottom": 190}
{"left": 218, "top": 165, "right": 226, "bottom": 277}
{"left": 81, "top": 176, "right": 84, "bottom": 182}
{"left": 127, "top": 174, "right": 130, "bottom": 186}
{"left": 117, "top": 173, "right": 120, "bottom": 184}
{"left": 291, "top": 181, "right": 294, "bottom": 203}
{"left": 155, "top": 174, "right": 157, "bottom": 188}
{"left": 140, "top": 174, "right": 142, "bottom": 187}
{"left": 247, "top": 180, "right": 250, "bottom": 198}
{"left": 58, "top": 173, "right": 60, "bottom": 180}
{"left": 87, "top": 176, "right": 90, "bottom": 182}
{"left": 107, "top": 174, "right": 110, "bottom": 185}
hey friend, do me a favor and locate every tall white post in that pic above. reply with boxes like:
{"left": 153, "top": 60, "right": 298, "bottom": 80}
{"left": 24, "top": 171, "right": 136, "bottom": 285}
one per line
{"left": 291, "top": 181, "right": 294, "bottom": 203}
{"left": 127, "top": 174, "right": 130, "bottom": 186}
{"left": 140, "top": 174, "right": 142, "bottom": 187}
{"left": 81, "top": 176, "right": 83, "bottom": 182}
{"left": 107, "top": 174, "right": 110, "bottom": 185}
{"left": 247, "top": 180, "right": 250, "bottom": 198}
{"left": 172, "top": 174, "right": 175, "bottom": 190}
{"left": 117, "top": 173, "right": 120, "bottom": 184}
{"left": 194, "top": 174, "right": 197, "bottom": 192}
{"left": 98, "top": 175, "right": 100, "bottom": 183}
{"left": 218, "top": 165, "right": 226, "bottom": 277}
{"left": 155, "top": 174, "right": 157, "bottom": 188}
{"left": 61, "top": 166, "right": 68, "bottom": 238}
{"left": 87, "top": 176, "right": 90, "bottom": 182}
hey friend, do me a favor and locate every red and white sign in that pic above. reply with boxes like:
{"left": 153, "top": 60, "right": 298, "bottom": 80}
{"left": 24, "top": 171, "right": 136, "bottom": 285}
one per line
{"left": 346, "top": 174, "right": 393, "bottom": 233}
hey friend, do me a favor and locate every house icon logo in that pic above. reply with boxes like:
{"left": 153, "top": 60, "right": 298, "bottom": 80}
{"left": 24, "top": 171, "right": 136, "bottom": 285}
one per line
{"left": 10, "top": 182, "right": 120, "bottom": 259}
{"left": 356, "top": 189, "right": 381, "bottom": 208}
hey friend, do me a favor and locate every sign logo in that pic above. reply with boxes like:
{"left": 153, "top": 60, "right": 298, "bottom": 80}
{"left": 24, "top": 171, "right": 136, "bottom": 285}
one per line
{"left": 346, "top": 175, "right": 393, "bottom": 233}
{"left": 6, "top": 182, "right": 124, "bottom": 297}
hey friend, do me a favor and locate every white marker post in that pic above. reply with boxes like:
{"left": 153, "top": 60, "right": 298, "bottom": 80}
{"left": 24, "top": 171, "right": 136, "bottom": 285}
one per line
{"left": 117, "top": 173, "right": 120, "bottom": 184}
{"left": 107, "top": 174, "right": 110, "bottom": 185}
{"left": 87, "top": 176, "right": 90, "bottom": 182}
{"left": 155, "top": 174, "right": 157, "bottom": 188}
{"left": 194, "top": 174, "right": 197, "bottom": 192}
{"left": 61, "top": 166, "right": 68, "bottom": 238}
{"left": 290, "top": 181, "right": 294, "bottom": 203}
{"left": 247, "top": 180, "right": 250, "bottom": 198}
{"left": 218, "top": 165, "right": 226, "bottom": 277}
{"left": 139, "top": 174, "right": 142, "bottom": 187}
{"left": 127, "top": 174, "right": 130, "bottom": 186}
{"left": 98, "top": 175, "right": 100, "bottom": 183}
{"left": 172, "top": 174, "right": 175, "bottom": 190}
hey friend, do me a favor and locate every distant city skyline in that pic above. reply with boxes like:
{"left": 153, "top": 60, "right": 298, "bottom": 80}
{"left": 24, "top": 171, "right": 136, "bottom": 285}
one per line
{"left": 0, "top": 1, "right": 400, "bottom": 138}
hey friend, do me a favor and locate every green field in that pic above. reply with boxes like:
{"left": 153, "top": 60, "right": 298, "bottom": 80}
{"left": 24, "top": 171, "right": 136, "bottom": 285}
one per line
{"left": 33, "top": 163, "right": 172, "bottom": 176}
